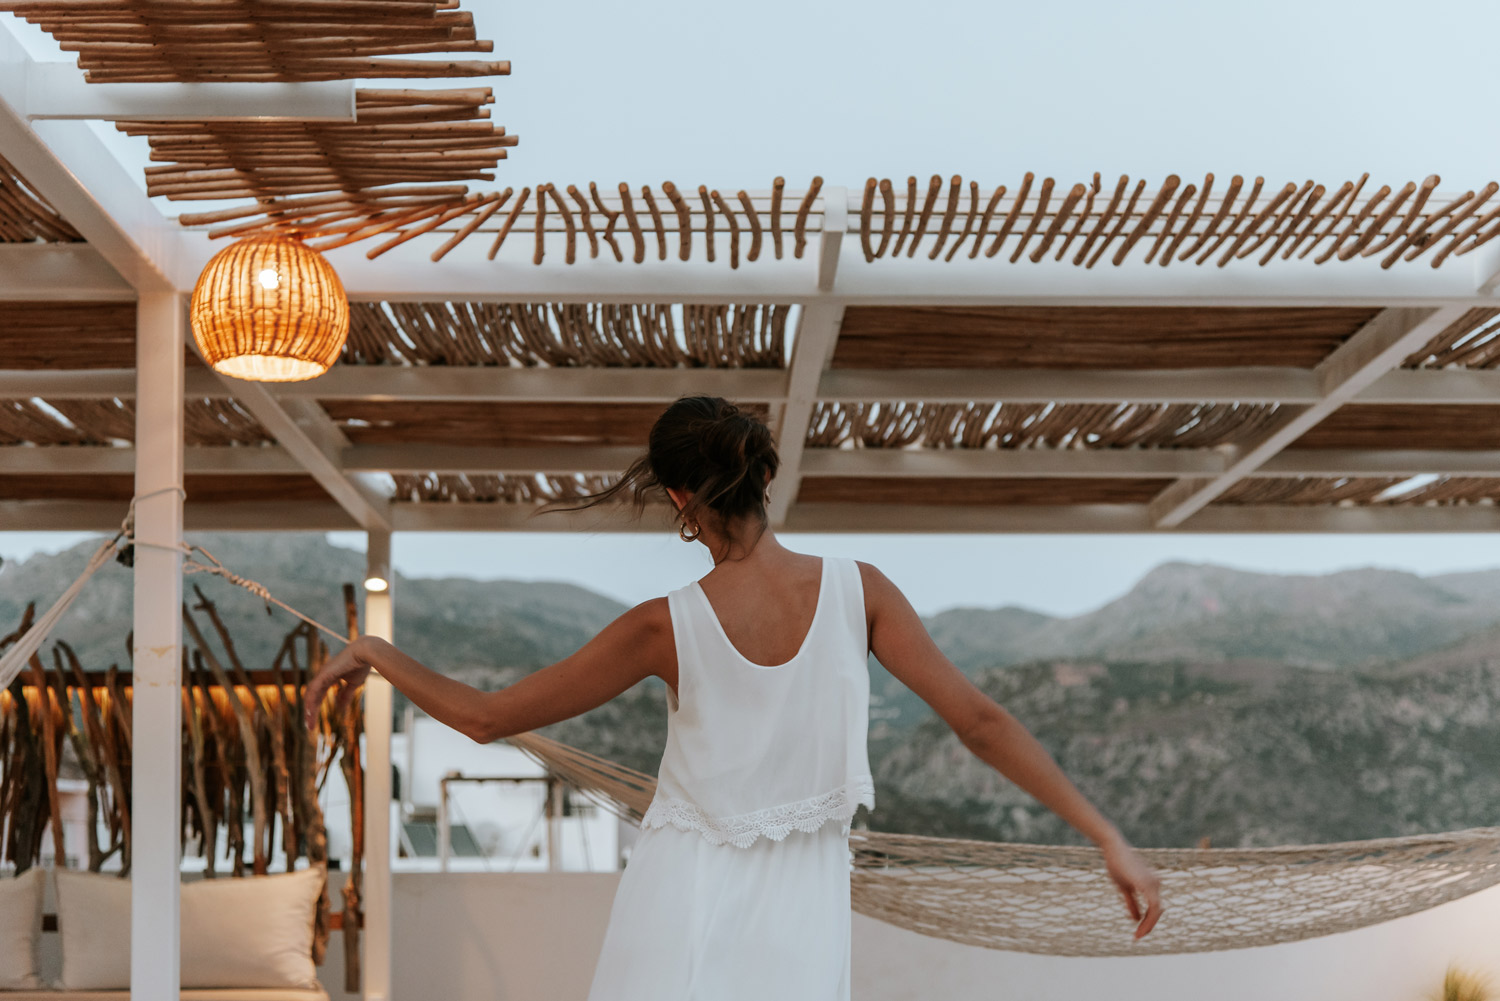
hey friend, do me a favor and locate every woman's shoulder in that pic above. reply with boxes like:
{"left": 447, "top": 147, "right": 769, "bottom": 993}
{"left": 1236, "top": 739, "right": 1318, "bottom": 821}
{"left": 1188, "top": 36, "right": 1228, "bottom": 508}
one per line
{"left": 851, "top": 559, "right": 902, "bottom": 610}
{"left": 614, "top": 596, "right": 674, "bottom": 638}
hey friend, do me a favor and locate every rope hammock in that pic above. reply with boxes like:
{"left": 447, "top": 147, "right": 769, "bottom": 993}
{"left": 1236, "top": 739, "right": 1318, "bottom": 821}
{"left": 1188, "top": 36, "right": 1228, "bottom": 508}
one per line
{"left": 0, "top": 502, "right": 348, "bottom": 692}
{"left": 504, "top": 736, "right": 1500, "bottom": 957}
{"left": 6, "top": 509, "right": 1500, "bottom": 957}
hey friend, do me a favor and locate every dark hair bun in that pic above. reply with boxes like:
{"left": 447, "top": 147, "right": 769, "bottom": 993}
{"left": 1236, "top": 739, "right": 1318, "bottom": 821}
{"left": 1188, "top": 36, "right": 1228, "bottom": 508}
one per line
{"left": 542, "top": 395, "right": 779, "bottom": 541}
{"left": 651, "top": 396, "right": 778, "bottom": 525}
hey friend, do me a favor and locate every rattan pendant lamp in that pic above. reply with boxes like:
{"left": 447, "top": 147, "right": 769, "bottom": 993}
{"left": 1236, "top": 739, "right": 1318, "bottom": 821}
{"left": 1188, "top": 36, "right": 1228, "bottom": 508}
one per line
{"left": 190, "top": 234, "right": 349, "bottom": 382}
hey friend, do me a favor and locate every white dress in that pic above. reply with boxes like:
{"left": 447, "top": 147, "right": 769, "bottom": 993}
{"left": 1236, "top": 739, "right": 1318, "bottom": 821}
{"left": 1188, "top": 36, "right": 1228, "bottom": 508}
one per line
{"left": 586, "top": 556, "right": 875, "bottom": 1001}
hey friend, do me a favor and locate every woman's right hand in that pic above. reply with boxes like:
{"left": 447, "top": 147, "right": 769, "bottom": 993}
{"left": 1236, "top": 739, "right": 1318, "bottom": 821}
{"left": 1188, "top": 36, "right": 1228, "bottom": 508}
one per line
{"left": 1100, "top": 835, "right": 1164, "bottom": 939}
{"left": 303, "top": 636, "right": 375, "bottom": 730}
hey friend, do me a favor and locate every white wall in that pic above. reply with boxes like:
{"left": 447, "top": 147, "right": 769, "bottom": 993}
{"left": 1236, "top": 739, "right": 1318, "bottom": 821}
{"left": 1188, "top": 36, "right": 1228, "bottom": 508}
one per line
{"left": 306, "top": 874, "right": 1500, "bottom": 1001}
{"left": 316, "top": 873, "right": 619, "bottom": 1001}
{"left": 851, "top": 886, "right": 1500, "bottom": 1001}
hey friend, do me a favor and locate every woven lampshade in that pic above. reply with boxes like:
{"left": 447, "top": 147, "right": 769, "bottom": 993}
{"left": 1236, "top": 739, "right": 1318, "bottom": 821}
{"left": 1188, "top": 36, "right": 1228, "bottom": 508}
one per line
{"left": 190, "top": 234, "right": 349, "bottom": 382}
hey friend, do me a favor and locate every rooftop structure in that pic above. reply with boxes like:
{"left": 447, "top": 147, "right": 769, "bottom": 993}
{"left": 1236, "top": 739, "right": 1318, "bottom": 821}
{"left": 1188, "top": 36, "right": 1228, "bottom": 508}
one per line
{"left": 4, "top": 3, "right": 1500, "bottom": 999}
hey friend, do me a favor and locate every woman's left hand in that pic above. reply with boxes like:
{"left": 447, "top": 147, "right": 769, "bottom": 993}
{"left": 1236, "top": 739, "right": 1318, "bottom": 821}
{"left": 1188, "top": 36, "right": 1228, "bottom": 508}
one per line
{"left": 304, "top": 637, "right": 374, "bottom": 730}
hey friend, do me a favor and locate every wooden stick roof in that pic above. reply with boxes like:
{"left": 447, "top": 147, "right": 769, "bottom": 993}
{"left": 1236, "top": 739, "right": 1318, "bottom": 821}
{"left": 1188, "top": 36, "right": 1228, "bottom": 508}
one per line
{"left": 0, "top": 1, "right": 508, "bottom": 82}
{"left": 118, "top": 88, "right": 514, "bottom": 205}
{"left": 3, "top": 31, "right": 1500, "bottom": 534}
{"left": 6, "top": 297, "right": 1500, "bottom": 530}
{"left": 166, "top": 173, "right": 1500, "bottom": 271}
{"left": 0, "top": 152, "right": 81, "bottom": 242}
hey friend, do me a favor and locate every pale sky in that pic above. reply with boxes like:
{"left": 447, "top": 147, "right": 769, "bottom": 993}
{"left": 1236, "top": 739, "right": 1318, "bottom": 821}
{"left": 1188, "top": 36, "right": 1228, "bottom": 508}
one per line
{"left": 13, "top": 1, "right": 1500, "bottom": 196}
{"left": 480, "top": 0, "right": 1500, "bottom": 193}
{"left": 5, "top": 2, "right": 1500, "bottom": 615}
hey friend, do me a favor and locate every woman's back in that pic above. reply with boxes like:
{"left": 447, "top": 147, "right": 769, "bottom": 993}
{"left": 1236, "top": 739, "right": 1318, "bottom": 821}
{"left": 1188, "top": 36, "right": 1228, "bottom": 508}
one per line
{"left": 642, "top": 554, "right": 875, "bottom": 848}
{"left": 689, "top": 550, "right": 827, "bottom": 670}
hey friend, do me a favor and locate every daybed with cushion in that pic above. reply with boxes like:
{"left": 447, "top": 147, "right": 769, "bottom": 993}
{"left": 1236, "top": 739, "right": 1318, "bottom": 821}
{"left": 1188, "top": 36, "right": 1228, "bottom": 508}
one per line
{"left": 1, "top": 867, "right": 330, "bottom": 1001}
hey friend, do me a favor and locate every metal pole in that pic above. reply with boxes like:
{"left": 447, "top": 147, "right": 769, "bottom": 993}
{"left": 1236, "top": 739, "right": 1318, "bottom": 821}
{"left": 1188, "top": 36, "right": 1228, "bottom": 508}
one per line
{"left": 130, "top": 291, "right": 184, "bottom": 1001}
{"left": 362, "top": 530, "right": 394, "bottom": 1001}
{"left": 437, "top": 773, "right": 453, "bottom": 873}
{"left": 546, "top": 778, "right": 561, "bottom": 873}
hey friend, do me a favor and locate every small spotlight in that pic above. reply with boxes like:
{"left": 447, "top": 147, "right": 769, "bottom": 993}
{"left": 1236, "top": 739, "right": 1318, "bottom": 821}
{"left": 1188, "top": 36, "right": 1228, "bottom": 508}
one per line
{"left": 365, "top": 533, "right": 391, "bottom": 596}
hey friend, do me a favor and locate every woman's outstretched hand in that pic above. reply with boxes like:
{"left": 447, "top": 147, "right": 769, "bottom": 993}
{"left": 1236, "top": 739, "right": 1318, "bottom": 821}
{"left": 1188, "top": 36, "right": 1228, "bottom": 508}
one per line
{"left": 303, "top": 636, "right": 375, "bottom": 730}
{"left": 1100, "top": 835, "right": 1163, "bottom": 940}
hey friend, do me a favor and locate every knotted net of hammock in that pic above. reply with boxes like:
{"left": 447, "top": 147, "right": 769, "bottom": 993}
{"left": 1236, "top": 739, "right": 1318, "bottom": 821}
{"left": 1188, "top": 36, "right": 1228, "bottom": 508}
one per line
{"left": 506, "top": 731, "right": 1500, "bottom": 957}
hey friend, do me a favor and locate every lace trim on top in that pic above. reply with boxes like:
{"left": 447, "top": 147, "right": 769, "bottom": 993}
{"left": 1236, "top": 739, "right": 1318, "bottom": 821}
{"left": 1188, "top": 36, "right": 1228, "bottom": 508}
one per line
{"left": 640, "top": 777, "right": 876, "bottom": 849}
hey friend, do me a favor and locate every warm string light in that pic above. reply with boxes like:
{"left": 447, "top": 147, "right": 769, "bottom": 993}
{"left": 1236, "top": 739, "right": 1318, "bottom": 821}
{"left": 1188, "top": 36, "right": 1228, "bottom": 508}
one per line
{"left": 190, "top": 234, "right": 349, "bottom": 383}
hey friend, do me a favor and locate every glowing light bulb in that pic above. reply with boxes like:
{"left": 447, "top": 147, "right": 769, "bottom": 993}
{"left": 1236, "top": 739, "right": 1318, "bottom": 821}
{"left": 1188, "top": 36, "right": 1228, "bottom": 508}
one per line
{"left": 365, "top": 576, "right": 389, "bottom": 593}
{"left": 257, "top": 268, "right": 280, "bottom": 290}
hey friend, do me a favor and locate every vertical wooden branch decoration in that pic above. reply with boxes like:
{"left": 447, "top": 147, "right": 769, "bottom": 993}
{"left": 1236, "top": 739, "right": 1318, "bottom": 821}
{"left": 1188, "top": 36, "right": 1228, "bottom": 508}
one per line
{"left": 62, "top": 641, "right": 129, "bottom": 872}
{"left": 339, "top": 584, "right": 364, "bottom": 993}
{"left": 1, "top": 582, "right": 361, "bottom": 988}
{"left": 24, "top": 650, "right": 64, "bottom": 867}
{"left": 182, "top": 649, "right": 217, "bottom": 876}
{"left": 3, "top": 676, "right": 45, "bottom": 872}
{"left": 183, "top": 602, "right": 269, "bottom": 875}
{"left": 50, "top": 649, "right": 107, "bottom": 870}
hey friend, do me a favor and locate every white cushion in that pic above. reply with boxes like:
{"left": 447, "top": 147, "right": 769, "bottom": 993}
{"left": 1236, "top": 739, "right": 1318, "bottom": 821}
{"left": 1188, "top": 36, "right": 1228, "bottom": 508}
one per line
{"left": 54, "top": 870, "right": 130, "bottom": 991}
{"left": 54, "top": 868, "right": 324, "bottom": 991}
{"left": 180, "top": 867, "right": 323, "bottom": 990}
{"left": 0, "top": 868, "right": 44, "bottom": 989}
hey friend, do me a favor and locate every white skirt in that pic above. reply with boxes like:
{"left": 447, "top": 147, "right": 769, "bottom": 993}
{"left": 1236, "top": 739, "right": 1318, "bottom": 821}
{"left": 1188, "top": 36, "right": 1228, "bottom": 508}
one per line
{"left": 585, "top": 821, "right": 853, "bottom": 1001}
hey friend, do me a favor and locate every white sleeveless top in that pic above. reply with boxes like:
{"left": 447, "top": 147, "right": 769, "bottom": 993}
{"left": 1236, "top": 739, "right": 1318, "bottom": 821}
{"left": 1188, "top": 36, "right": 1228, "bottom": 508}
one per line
{"left": 640, "top": 555, "right": 876, "bottom": 848}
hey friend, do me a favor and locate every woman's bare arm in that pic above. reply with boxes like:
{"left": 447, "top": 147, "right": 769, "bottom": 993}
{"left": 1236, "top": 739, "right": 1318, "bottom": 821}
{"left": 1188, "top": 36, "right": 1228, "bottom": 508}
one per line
{"left": 303, "top": 598, "right": 675, "bottom": 743}
{"left": 859, "top": 561, "right": 1163, "bottom": 939}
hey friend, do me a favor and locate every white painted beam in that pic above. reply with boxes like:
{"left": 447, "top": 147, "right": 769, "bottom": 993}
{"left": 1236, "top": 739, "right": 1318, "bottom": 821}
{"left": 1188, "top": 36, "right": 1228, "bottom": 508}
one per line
{"left": 1473, "top": 239, "right": 1500, "bottom": 296}
{"left": 786, "top": 502, "right": 1500, "bottom": 534}
{"left": 0, "top": 24, "right": 181, "bottom": 292}
{"left": 1356, "top": 368, "right": 1500, "bottom": 405}
{"left": 222, "top": 382, "right": 393, "bottom": 531}
{"left": 798, "top": 448, "right": 1230, "bottom": 479}
{"left": 767, "top": 188, "right": 846, "bottom": 527}
{"left": 390, "top": 501, "right": 675, "bottom": 533}
{"left": 0, "top": 245, "right": 132, "bottom": 300}
{"left": 8, "top": 495, "right": 1500, "bottom": 534}
{"left": 297, "top": 230, "right": 1500, "bottom": 306}
{"left": 1149, "top": 306, "right": 1474, "bottom": 527}
{"left": 0, "top": 445, "right": 303, "bottom": 475}
{"left": 394, "top": 501, "right": 1500, "bottom": 534}
{"left": 11, "top": 363, "right": 1498, "bottom": 408}
{"left": 344, "top": 443, "right": 639, "bottom": 475}
{"left": 0, "top": 499, "right": 355, "bottom": 531}
{"left": 817, "top": 367, "right": 1322, "bottom": 404}
{"left": 24, "top": 66, "right": 356, "bottom": 122}
{"left": 21, "top": 441, "right": 1500, "bottom": 481}
{"left": 818, "top": 367, "right": 1500, "bottom": 406}
{"left": 280, "top": 364, "right": 789, "bottom": 403}
{"left": 1260, "top": 449, "right": 1500, "bottom": 477}
{"left": 0, "top": 368, "right": 221, "bottom": 398}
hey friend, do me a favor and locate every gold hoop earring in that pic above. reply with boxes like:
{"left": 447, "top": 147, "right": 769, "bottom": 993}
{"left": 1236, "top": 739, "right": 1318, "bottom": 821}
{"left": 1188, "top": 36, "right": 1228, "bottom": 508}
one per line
{"left": 679, "top": 522, "right": 701, "bottom": 543}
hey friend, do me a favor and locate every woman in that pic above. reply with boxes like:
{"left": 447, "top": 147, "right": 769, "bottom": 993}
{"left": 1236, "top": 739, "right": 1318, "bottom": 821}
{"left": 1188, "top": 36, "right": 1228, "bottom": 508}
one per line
{"left": 304, "top": 395, "right": 1162, "bottom": 1000}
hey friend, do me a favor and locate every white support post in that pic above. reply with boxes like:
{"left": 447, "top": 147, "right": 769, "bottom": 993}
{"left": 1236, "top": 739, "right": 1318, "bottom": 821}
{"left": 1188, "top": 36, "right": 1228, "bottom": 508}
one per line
{"left": 362, "top": 532, "right": 395, "bottom": 1001}
{"left": 767, "top": 186, "right": 846, "bottom": 527}
{"left": 130, "top": 292, "right": 185, "bottom": 1001}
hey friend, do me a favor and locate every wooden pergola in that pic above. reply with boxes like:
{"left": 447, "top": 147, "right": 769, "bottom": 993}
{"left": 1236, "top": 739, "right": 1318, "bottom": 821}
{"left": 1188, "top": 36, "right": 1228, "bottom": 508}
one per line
{"left": 5, "top": 3, "right": 1500, "bottom": 999}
